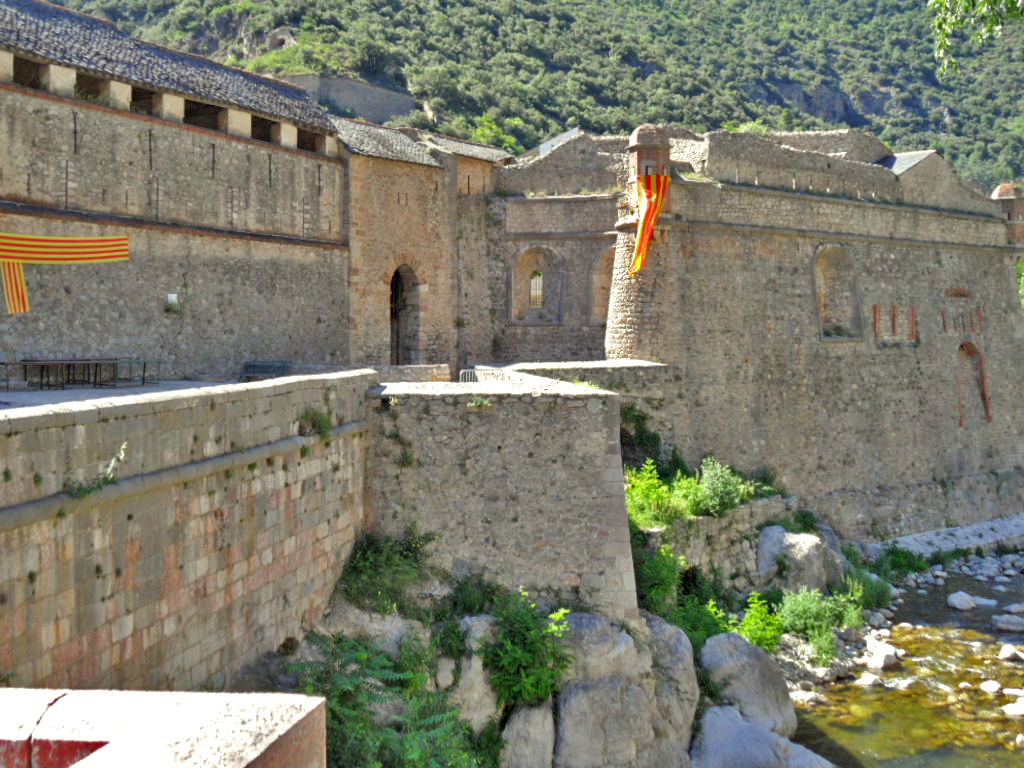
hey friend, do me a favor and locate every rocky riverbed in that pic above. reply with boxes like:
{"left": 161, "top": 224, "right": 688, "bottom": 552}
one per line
{"left": 791, "top": 552, "right": 1024, "bottom": 767}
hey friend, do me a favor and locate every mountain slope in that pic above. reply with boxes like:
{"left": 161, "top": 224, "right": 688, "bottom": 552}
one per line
{"left": 57, "top": 0, "right": 1024, "bottom": 187}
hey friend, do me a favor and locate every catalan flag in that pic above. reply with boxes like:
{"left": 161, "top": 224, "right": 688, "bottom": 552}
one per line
{"left": 0, "top": 233, "right": 130, "bottom": 314}
{"left": 629, "top": 175, "right": 671, "bottom": 275}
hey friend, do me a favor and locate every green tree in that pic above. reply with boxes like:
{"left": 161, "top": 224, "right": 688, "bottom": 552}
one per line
{"left": 931, "top": 0, "right": 1024, "bottom": 71}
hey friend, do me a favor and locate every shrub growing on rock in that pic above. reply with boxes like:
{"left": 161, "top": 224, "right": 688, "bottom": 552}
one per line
{"left": 737, "top": 592, "right": 784, "bottom": 653}
{"left": 481, "top": 588, "right": 573, "bottom": 707}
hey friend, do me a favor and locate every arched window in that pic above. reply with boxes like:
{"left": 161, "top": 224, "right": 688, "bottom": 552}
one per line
{"left": 390, "top": 265, "right": 420, "bottom": 365}
{"left": 814, "top": 246, "right": 862, "bottom": 339}
{"left": 510, "top": 248, "right": 562, "bottom": 323}
{"left": 590, "top": 248, "right": 615, "bottom": 324}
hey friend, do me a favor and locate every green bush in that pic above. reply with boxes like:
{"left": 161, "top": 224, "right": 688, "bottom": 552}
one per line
{"left": 778, "top": 586, "right": 863, "bottom": 664}
{"left": 667, "top": 595, "right": 736, "bottom": 653}
{"left": 872, "top": 544, "right": 929, "bottom": 582}
{"left": 481, "top": 589, "right": 573, "bottom": 707}
{"left": 340, "top": 528, "right": 436, "bottom": 620}
{"left": 296, "top": 633, "right": 486, "bottom": 768}
{"left": 846, "top": 569, "right": 892, "bottom": 610}
{"left": 626, "top": 456, "right": 780, "bottom": 528}
{"left": 737, "top": 592, "right": 784, "bottom": 653}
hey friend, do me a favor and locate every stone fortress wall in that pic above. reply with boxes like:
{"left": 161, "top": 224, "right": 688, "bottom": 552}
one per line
{"left": 0, "top": 371, "right": 375, "bottom": 690}
{"left": 0, "top": 368, "right": 639, "bottom": 688}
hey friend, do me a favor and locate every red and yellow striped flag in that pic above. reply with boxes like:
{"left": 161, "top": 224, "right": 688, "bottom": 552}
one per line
{"left": 0, "top": 233, "right": 130, "bottom": 314}
{"left": 629, "top": 175, "right": 671, "bottom": 275}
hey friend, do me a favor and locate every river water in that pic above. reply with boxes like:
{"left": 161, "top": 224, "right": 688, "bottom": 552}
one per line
{"left": 795, "top": 572, "right": 1024, "bottom": 767}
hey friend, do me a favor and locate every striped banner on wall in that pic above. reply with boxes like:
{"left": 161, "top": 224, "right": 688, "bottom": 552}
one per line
{"left": 0, "top": 233, "right": 130, "bottom": 314}
{"left": 629, "top": 175, "right": 671, "bottom": 275}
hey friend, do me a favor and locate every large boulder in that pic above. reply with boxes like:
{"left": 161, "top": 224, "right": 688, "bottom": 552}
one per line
{"left": 701, "top": 633, "right": 797, "bottom": 737}
{"left": 690, "top": 706, "right": 833, "bottom": 768}
{"left": 554, "top": 676, "right": 655, "bottom": 768}
{"left": 449, "top": 615, "right": 501, "bottom": 735}
{"left": 643, "top": 613, "right": 699, "bottom": 748}
{"left": 318, "top": 597, "right": 428, "bottom": 659}
{"left": 501, "top": 701, "right": 555, "bottom": 768}
{"left": 756, "top": 526, "right": 837, "bottom": 592}
{"left": 563, "top": 613, "right": 650, "bottom": 682}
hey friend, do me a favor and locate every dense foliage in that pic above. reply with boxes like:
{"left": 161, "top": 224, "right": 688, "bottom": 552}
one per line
{"left": 296, "top": 633, "right": 496, "bottom": 767}
{"left": 58, "top": 0, "right": 1024, "bottom": 187}
{"left": 625, "top": 457, "right": 778, "bottom": 526}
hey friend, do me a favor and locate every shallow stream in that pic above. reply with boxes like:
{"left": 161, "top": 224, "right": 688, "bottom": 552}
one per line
{"left": 795, "top": 573, "right": 1024, "bottom": 767}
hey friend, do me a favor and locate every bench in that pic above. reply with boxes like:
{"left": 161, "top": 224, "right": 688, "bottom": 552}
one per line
{"left": 240, "top": 361, "right": 292, "bottom": 381}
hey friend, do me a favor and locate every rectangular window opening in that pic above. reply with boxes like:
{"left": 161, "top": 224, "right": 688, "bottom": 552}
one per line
{"left": 251, "top": 116, "right": 275, "bottom": 142}
{"left": 297, "top": 129, "right": 318, "bottom": 152}
{"left": 130, "top": 86, "right": 155, "bottom": 115}
{"left": 13, "top": 56, "right": 43, "bottom": 89}
{"left": 183, "top": 99, "right": 221, "bottom": 130}
{"left": 75, "top": 72, "right": 104, "bottom": 100}
{"left": 529, "top": 272, "right": 544, "bottom": 309}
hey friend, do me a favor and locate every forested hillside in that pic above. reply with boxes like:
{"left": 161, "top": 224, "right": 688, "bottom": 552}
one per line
{"left": 57, "top": 0, "right": 1024, "bottom": 187}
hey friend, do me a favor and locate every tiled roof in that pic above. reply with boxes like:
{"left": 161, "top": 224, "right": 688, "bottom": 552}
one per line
{"left": 879, "top": 150, "right": 935, "bottom": 175}
{"left": 416, "top": 132, "right": 511, "bottom": 163}
{"left": 0, "top": 0, "right": 332, "bottom": 131}
{"left": 331, "top": 118, "right": 441, "bottom": 167}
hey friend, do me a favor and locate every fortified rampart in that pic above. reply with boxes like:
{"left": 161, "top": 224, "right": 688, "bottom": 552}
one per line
{"left": 0, "top": 371, "right": 375, "bottom": 690}
{"left": 0, "top": 369, "right": 638, "bottom": 689}
{"left": 366, "top": 371, "right": 636, "bottom": 620}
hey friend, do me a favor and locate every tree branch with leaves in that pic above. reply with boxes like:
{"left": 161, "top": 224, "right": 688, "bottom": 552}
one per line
{"left": 931, "top": 0, "right": 1024, "bottom": 72}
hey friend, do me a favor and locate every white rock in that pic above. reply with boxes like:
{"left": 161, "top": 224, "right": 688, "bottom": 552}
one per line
{"left": 563, "top": 612, "right": 649, "bottom": 682}
{"left": 1004, "top": 700, "right": 1024, "bottom": 717}
{"left": 999, "top": 644, "right": 1022, "bottom": 662}
{"left": 975, "top": 596, "right": 998, "bottom": 607}
{"left": 854, "top": 673, "right": 882, "bottom": 687}
{"left": 701, "top": 633, "right": 798, "bottom": 737}
{"left": 866, "top": 642, "right": 901, "bottom": 671}
{"left": 1005, "top": 604, "right": 1024, "bottom": 614}
{"left": 980, "top": 679, "right": 1002, "bottom": 694}
{"left": 501, "top": 702, "right": 555, "bottom": 768}
{"left": 556, "top": 676, "right": 654, "bottom": 768}
{"left": 994, "top": 614, "right": 1024, "bottom": 632}
{"left": 689, "top": 706, "right": 833, "bottom": 768}
{"left": 1004, "top": 688, "right": 1024, "bottom": 697}
{"left": 436, "top": 656, "right": 456, "bottom": 689}
{"left": 947, "top": 591, "right": 976, "bottom": 611}
{"left": 449, "top": 616, "right": 500, "bottom": 734}
{"left": 994, "top": 585, "right": 1009, "bottom": 593}
{"left": 958, "top": 682, "right": 972, "bottom": 690}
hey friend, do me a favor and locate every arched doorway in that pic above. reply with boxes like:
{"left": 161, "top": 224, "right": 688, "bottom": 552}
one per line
{"left": 390, "top": 266, "right": 420, "bottom": 365}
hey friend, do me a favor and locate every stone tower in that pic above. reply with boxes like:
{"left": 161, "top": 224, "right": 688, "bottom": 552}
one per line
{"left": 992, "top": 183, "right": 1024, "bottom": 246}
{"left": 605, "top": 124, "right": 685, "bottom": 362}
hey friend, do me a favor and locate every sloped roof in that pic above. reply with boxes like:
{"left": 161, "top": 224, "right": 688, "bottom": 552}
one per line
{"left": 414, "top": 131, "right": 512, "bottom": 163}
{"left": 879, "top": 150, "right": 936, "bottom": 175}
{"left": 331, "top": 118, "right": 441, "bottom": 167}
{"left": 0, "top": 0, "right": 332, "bottom": 132}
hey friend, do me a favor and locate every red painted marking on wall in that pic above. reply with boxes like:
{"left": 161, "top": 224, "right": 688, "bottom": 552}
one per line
{"left": 873, "top": 304, "right": 881, "bottom": 341}
{"left": 907, "top": 306, "right": 918, "bottom": 342}
{"left": 890, "top": 305, "right": 898, "bottom": 337}
{"left": 941, "top": 309, "right": 947, "bottom": 333}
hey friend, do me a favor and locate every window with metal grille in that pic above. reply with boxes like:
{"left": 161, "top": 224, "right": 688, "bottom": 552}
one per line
{"left": 529, "top": 271, "right": 544, "bottom": 308}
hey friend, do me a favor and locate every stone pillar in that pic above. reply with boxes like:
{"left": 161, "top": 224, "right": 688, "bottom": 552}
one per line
{"left": 316, "top": 134, "right": 339, "bottom": 157}
{"left": 0, "top": 51, "right": 13, "bottom": 83}
{"left": 153, "top": 93, "right": 184, "bottom": 122}
{"left": 272, "top": 122, "right": 297, "bottom": 149}
{"left": 40, "top": 63, "right": 76, "bottom": 97}
{"left": 218, "top": 107, "right": 251, "bottom": 138}
{"left": 100, "top": 80, "right": 132, "bottom": 111}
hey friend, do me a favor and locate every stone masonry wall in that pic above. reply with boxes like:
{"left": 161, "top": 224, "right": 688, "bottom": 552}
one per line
{"left": 0, "top": 208, "right": 349, "bottom": 379}
{"left": 0, "top": 84, "right": 343, "bottom": 241}
{"left": 491, "top": 196, "right": 617, "bottom": 363}
{"left": 0, "top": 371, "right": 376, "bottom": 689}
{"left": 347, "top": 154, "right": 457, "bottom": 371}
{"left": 364, "top": 376, "right": 638, "bottom": 620}
{"left": 496, "top": 134, "right": 626, "bottom": 196}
